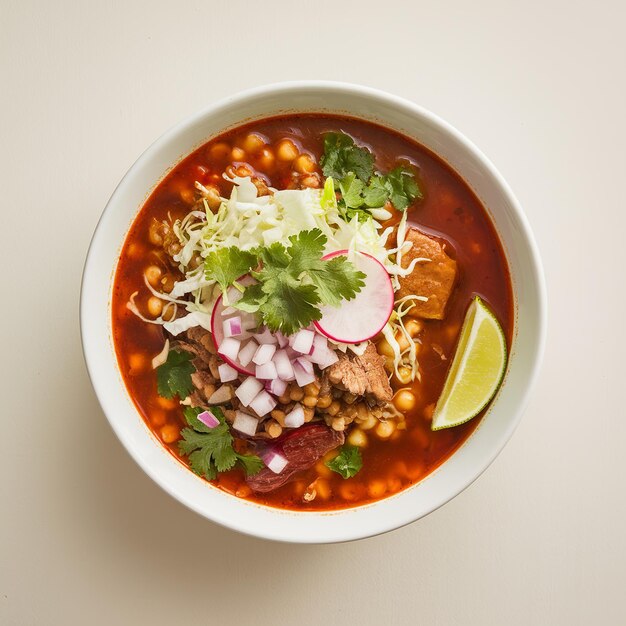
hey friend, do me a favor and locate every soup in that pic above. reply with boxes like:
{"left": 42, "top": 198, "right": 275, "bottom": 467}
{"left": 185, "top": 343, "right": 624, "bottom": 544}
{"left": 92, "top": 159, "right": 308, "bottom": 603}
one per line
{"left": 112, "top": 115, "right": 513, "bottom": 510}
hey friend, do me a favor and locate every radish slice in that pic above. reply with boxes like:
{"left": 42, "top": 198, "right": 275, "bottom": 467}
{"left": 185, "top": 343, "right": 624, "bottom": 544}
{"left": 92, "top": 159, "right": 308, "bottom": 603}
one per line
{"left": 284, "top": 404, "right": 305, "bottom": 428}
{"left": 262, "top": 449, "right": 288, "bottom": 474}
{"left": 197, "top": 410, "right": 220, "bottom": 429}
{"left": 249, "top": 390, "right": 277, "bottom": 417}
{"left": 314, "top": 251, "right": 394, "bottom": 343}
{"left": 235, "top": 377, "right": 264, "bottom": 406}
{"left": 232, "top": 411, "right": 258, "bottom": 436}
{"left": 218, "top": 362, "right": 238, "bottom": 383}
{"left": 255, "top": 361, "right": 278, "bottom": 380}
{"left": 211, "top": 275, "right": 259, "bottom": 375}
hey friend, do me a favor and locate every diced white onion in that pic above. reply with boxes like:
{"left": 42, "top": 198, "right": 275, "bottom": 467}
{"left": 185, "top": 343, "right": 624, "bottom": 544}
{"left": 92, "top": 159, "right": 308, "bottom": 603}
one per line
{"left": 249, "top": 390, "right": 277, "bottom": 417}
{"left": 284, "top": 404, "right": 305, "bottom": 428}
{"left": 235, "top": 377, "right": 264, "bottom": 406}
{"left": 255, "top": 361, "right": 278, "bottom": 380}
{"left": 273, "top": 349, "right": 295, "bottom": 380}
{"left": 238, "top": 339, "right": 258, "bottom": 367}
{"left": 217, "top": 337, "right": 240, "bottom": 361}
{"left": 218, "top": 362, "right": 238, "bottom": 383}
{"left": 232, "top": 411, "right": 258, "bottom": 436}
{"left": 290, "top": 329, "right": 315, "bottom": 354}
{"left": 263, "top": 450, "right": 288, "bottom": 474}
{"left": 266, "top": 378, "right": 288, "bottom": 397}
{"left": 253, "top": 343, "right": 276, "bottom": 365}
{"left": 293, "top": 361, "right": 316, "bottom": 386}
{"left": 254, "top": 328, "right": 276, "bottom": 345}
{"left": 222, "top": 317, "right": 243, "bottom": 338}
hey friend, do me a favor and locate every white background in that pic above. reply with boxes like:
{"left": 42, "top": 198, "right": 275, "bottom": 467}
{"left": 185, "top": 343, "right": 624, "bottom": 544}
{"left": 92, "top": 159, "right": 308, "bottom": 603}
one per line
{"left": 2, "top": 1, "right": 625, "bottom": 624}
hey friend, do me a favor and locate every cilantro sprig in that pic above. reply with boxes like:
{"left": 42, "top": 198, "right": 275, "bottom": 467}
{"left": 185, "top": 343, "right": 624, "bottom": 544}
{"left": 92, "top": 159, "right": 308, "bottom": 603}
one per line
{"left": 204, "top": 247, "right": 258, "bottom": 301}
{"left": 234, "top": 229, "right": 366, "bottom": 335}
{"left": 320, "top": 131, "right": 423, "bottom": 215}
{"left": 320, "top": 132, "right": 374, "bottom": 183}
{"left": 179, "top": 407, "right": 264, "bottom": 480}
{"left": 156, "top": 349, "right": 196, "bottom": 399}
{"left": 325, "top": 445, "right": 363, "bottom": 479}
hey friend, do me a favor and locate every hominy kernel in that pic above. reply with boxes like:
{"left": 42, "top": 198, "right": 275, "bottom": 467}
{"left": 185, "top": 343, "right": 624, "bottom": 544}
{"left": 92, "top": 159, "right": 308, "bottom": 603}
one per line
{"left": 359, "top": 414, "right": 378, "bottom": 431}
{"left": 209, "top": 142, "right": 231, "bottom": 162}
{"left": 303, "top": 396, "right": 318, "bottom": 408}
{"left": 293, "top": 154, "right": 316, "bottom": 174}
{"left": 160, "top": 423, "right": 179, "bottom": 444}
{"left": 242, "top": 133, "right": 265, "bottom": 154}
{"left": 326, "top": 401, "right": 341, "bottom": 416}
{"left": 231, "top": 147, "right": 246, "bottom": 161}
{"left": 147, "top": 296, "right": 163, "bottom": 318}
{"left": 393, "top": 389, "right": 417, "bottom": 412}
{"left": 276, "top": 139, "right": 299, "bottom": 161}
{"left": 375, "top": 420, "right": 395, "bottom": 439}
{"left": 157, "top": 396, "right": 178, "bottom": 410}
{"left": 289, "top": 387, "right": 305, "bottom": 402}
{"left": 367, "top": 480, "right": 387, "bottom": 499}
{"left": 145, "top": 265, "right": 162, "bottom": 286}
{"left": 150, "top": 410, "right": 167, "bottom": 427}
{"left": 258, "top": 147, "right": 275, "bottom": 172}
{"left": 128, "top": 353, "right": 146, "bottom": 374}
{"left": 316, "top": 395, "right": 332, "bottom": 409}
{"left": 347, "top": 428, "right": 367, "bottom": 447}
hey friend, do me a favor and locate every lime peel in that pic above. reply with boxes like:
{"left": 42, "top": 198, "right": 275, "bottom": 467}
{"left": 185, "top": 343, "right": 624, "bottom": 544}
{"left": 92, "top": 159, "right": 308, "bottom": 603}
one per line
{"left": 431, "top": 296, "right": 507, "bottom": 431}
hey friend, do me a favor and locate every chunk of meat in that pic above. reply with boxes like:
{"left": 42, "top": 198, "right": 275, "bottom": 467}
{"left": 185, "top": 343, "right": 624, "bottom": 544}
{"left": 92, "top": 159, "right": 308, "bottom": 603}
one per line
{"left": 396, "top": 227, "right": 457, "bottom": 320}
{"left": 247, "top": 424, "right": 344, "bottom": 493}
{"left": 327, "top": 344, "right": 393, "bottom": 405}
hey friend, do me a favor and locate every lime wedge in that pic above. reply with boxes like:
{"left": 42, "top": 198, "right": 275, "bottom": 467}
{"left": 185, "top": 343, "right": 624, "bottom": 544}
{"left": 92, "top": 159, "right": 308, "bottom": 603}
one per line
{"left": 431, "top": 296, "right": 507, "bottom": 430}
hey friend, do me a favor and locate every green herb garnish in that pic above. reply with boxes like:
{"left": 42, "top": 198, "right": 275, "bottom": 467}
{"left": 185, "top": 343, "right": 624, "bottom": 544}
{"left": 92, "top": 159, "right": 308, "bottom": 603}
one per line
{"left": 321, "top": 132, "right": 423, "bottom": 213}
{"left": 179, "top": 407, "right": 264, "bottom": 480}
{"left": 325, "top": 445, "right": 363, "bottom": 479}
{"left": 235, "top": 229, "right": 366, "bottom": 335}
{"left": 320, "top": 132, "right": 375, "bottom": 183}
{"left": 204, "top": 247, "right": 258, "bottom": 301}
{"left": 156, "top": 349, "right": 196, "bottom": 399}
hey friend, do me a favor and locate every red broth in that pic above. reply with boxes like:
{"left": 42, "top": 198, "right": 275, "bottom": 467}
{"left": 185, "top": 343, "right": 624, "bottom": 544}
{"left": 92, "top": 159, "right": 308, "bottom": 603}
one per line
{"left": 112, "top": 115, "right": 513, "bottom": 510}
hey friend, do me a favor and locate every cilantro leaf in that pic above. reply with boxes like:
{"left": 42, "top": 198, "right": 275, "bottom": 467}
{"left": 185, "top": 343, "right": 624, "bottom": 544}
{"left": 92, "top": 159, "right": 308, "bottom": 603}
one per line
{"left": 236, "top": 453, "right": 264, "bottom": 476}
{"left": 320, "top": 132, "right": 374, "bottom": 182}
{"left": 362, "top": 175, "right": 389, "bottom": 208}
{"left": 178, "top": 407, "right": 263, "bottom": 479}
{"left": 338, "top": 173, "right": 365, "bottom": 209}
{"left": 258, "top": 276, "right": 322, "bottom": 336}
{"left": 156, "top": 350, "right": 196, "bottom": 399}
{"left": 325, "top": 445, "right": 363, "bottom": 479}
{"left": 383, "top": 166, "right": 423, "bottom": 211}
{"left": 237, "top": 229, "right": 366, "bottom": 335}
{"left": 307, "top": 256, "right": 366, "bottom": 308}
{"left": 204, "top": 247, "right": 258, "bottom": 299}
{"left": 234, "top": 282, "right": 267, "bottom": 313}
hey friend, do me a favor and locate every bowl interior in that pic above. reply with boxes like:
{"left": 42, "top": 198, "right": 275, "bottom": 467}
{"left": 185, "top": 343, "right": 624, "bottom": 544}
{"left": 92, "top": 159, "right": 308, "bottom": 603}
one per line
{"left": 81, "top": 82, "right": 545, "bottom": 543}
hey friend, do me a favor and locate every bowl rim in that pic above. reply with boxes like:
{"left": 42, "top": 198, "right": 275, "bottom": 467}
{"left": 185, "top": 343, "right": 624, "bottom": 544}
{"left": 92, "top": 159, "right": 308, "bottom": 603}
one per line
{"left": 80, "top": 80, "right": 547, "bottom": 543}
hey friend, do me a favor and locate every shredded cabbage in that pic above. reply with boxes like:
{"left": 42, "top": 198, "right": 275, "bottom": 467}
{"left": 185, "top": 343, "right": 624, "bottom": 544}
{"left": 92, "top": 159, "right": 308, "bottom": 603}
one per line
{"left": 131, "top": 176, "right": 434, "bottom": 338}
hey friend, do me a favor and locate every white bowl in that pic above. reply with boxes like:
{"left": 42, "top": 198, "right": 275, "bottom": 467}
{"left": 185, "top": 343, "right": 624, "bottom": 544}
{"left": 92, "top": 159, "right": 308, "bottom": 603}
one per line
{"left": 81, "top": 82, "right": 546, "bottom": 543}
